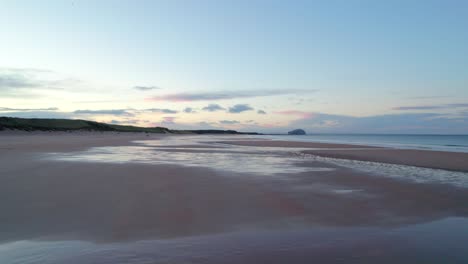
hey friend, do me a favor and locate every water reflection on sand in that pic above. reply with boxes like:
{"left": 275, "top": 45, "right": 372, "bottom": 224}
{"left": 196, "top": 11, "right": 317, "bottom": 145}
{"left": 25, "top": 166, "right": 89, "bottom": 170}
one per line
{"left": 2, "top": 217, "right": 468, "bottom": 264}
{"left": 51, "top": 136, "right": 337, "bottom": 175}
{"left": 50, "top": 135, "right": 468, "bottom": 187}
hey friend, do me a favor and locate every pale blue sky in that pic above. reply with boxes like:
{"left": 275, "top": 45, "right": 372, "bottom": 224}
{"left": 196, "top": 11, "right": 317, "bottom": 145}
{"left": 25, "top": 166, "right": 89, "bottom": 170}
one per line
{"left": 1, "top": 0, "right": 467, "bottom": 133}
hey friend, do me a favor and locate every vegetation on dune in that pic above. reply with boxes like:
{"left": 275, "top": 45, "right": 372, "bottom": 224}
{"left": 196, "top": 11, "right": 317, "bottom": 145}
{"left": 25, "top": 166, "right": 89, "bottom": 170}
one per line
{"left": 0, "top": 117, "right": 169, "bottom": 133}
{"left": 0, "top": 116, "right": 259, "bottom": 135}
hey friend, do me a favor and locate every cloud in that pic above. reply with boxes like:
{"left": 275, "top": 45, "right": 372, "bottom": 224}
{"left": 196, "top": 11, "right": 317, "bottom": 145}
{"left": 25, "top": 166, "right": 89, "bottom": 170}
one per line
{"left": 73, "top": 109, "right": 134, "bottom": 116}
{"left": 228, "top": 104, "right": 254, "bottom": 113}
{"left": 393, "top": 103, "right": 468, "bottom": 111}
{"left": 202, "top": 104, "right": 225, "bottom": 112}
{"left": 285, "top": 112, "right": 468, "bottom": 134}
{"left": 0, "top": 68, "right": 85, "bottom": 98}
{"left": 72, "top": 108, "right": 178, "bottom": 116}
{"left": 219, "top": 120, "right": 240, "bottom": 124}
{"left": 134, "top": 86, "right": 161, "bottom": 91}
{"left": 0, "top": 107, "right": 58, "bottom": 112}
{"left": 0, "top": 74, "right": 41, "bottom": 89}
{"left": 448, "top": 103, "right": 468, "bottom": 108}
{"left": 183, "top": 107, "right": 195, "bottom": 113}
{"left": 406, "top": 96, "right": 453, "bottom": 100}
{"left": 275, "top": 110, "right": 315, "bottom": 119}
{"left": 147, "top": 89, "right": 315, "bottom": 102}
{"left": 0, "top": 68, "right": 78, "bottom": 91}
{"left": 144, "top": 108, "right": 178, "bottom": 114}
{"left": 311, "top": 120, "right": 340, "bottom": 128}
{"left": 212, "top": 111, "right": 467, "bottom": 134}
{"left": 0, "top": 111, "right": 71, "bottom": 119}
{"left": 160, "top": 116, "right": 176, "bottom": 126}
{"left": 392, "top": 106, "right": 442, "bottom": 110}
{"left": 198, "top": 121, "right": 217, "bottom": 127}
{"left": 257, "top": 110, "right": 267, "bottom": 114}
{"left": 110, "top": 119, "right": 140, "bottom": 125}
{"left": 0, "top": 70, "right": 46, "bottom": 98}
{"left": 160, "top": 121, "right": 221, "bottom": 130}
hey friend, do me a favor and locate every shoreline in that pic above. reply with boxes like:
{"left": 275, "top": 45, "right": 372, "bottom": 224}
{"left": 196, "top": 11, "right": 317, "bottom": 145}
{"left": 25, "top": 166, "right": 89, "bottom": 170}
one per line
{"left": 218, "top": 139, "right": 468, "bottom": 172}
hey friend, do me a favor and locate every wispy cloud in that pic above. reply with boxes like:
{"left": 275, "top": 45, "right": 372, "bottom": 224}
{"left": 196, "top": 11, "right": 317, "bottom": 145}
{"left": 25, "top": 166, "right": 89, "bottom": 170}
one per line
{"left": 228, "top": 104, "right": 254, "bottom": 113}
{"left": 0, "top": 70, "right": 47, "bottom": 98}
{"left": 0, "top": 107, "right": 58, "bottom": 112}
{"left": 147, "top": 89, "right": 314, "bottom": 102}
{"left": 202, "top": 104, "right": 225, "bottom": 112}
{"left": 448, "top": 103, "right": 468, "bottom": 108}
{"left": 73, "top": 109, "right": 134, "bottom": 116}
{"left": 134, "top": 86, "right": 161, "bottom": 91}
{"left": 392, "top": 105, "right": 442, "bottom": 110}
{"left": 257, "top": 110, "right": 267, "bottom": 114}
{"left": 72, "top": 108, "right": 178, "bottom": 116}
{"left": 110, "top": 119, "right": 140, "bottom": 125}
{"left": 393, "top": 103, "right": 468, "bottom": 111}
{"left": 0, "top": 68, "right": 85, "bottom": 98}
{"left": 225, "top": 112, "right": 468, "bottom": 134}
{"left": 275, "top": 110, "right": 315, "bottom": 119}
{"left": 183, "top": 107, "right": 195, "bottom": 113}
{"left": 219, "top": 120, "right": 240, "bottom": 124}
{"left": 161, "top": 116, "right": 176, "bottom": 125}
{"left": 284, "top": 112, "right": 468, "bottom": 134}
{"left": 406, "top": 96, "right": 453, "bottom": 100}
{"left": 144, "top": 108, "right": 178, "bottom": 114}
{"left": 0, "top": 111, "right": 71, "bottom": 119}
{"left": 312, "top": 120, "right": 340, "bottom": 128}
{"left": 198, "top": 121, "right": 217, "bottom": 127}
{"left": 0, "top": 74, "right": 41, "bottom": 89}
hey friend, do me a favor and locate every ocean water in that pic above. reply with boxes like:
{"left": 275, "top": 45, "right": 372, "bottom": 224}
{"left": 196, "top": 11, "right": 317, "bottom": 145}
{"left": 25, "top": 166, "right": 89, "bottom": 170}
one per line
{"left": 264, "top": 134, "right": 468, "bottom": 152}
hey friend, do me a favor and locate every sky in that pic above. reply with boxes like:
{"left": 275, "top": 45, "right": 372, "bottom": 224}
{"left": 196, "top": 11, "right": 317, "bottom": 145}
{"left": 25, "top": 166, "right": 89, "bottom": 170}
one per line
{"left": 1, "top": 0, "right": 467, "bottom": 134}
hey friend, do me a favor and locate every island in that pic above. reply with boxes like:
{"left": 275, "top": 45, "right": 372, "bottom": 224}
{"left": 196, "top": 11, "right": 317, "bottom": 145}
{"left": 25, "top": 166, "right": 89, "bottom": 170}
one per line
{"left": 288, "top": 129, "right": 306, "bottom": 135}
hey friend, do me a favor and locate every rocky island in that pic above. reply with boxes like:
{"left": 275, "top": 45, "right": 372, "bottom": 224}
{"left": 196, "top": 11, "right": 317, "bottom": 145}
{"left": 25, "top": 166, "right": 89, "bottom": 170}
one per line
{"left": 288, "top": 129, "right": 306, "bottom": 135}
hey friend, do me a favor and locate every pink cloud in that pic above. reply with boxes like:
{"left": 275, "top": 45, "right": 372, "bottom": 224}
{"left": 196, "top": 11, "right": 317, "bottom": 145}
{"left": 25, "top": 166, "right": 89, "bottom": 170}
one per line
{"left": 274, "top": 110, "right": 315, "bottom": 119}
{"left": 162, "top": 116, "right": 176, "bottom": 123}
{"left": 146, "top": 94, "right": 192, "bottom": 102}
{"left": 261, "top": 123, "right": 280, "bottom": 128}
{"left": 152, "top": 116, "right": 177, "bottom": 127}
{"left": 146, "top": 89, "right": 315, "bottom": 102}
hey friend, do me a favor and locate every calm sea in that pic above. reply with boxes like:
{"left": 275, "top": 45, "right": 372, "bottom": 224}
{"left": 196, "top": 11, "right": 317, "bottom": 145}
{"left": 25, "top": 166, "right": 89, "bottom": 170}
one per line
{"left": 263, "top": 134, "right": 468, "bottom": 153}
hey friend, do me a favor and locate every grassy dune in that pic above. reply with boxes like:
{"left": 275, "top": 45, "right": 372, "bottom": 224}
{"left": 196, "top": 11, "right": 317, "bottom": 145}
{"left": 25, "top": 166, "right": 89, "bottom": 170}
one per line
{"left": 0, "top": 117, "right": 259, "bottom": 134}
{"left": 0, "top": 116, "right": 170, "bottom": 133}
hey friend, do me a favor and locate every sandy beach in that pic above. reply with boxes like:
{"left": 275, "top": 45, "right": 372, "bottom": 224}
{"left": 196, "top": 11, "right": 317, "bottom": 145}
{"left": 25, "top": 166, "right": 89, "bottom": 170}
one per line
{"left": 1, "top": 132, "right": 468, "bottom": 263}
{"left": 219, "top": 140, "right": 468, "bottom": 172}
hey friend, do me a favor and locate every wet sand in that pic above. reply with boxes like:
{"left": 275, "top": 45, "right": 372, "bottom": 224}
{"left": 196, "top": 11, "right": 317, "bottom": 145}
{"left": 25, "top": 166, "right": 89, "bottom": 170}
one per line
{"left": 217, "top": 139, "right": 380, "bottom": 149}
{"left": 221, "top": 139, "right": 468, "bottom": 172}
{"left": 1, "top": 132, "right": 468, "bottom": 263}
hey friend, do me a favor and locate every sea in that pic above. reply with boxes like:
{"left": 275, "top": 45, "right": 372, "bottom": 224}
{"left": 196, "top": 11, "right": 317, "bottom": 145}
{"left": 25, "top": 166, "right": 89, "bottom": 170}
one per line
{"left": 262, "top": 134, "right": 468, "bottom": 153}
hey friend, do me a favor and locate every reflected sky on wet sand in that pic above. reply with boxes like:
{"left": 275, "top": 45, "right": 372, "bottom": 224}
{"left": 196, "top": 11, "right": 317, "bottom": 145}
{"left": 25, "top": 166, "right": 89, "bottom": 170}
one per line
{"left": 1, "top": 217, "right": 468, "bottom": 264}
{"left": 48, "top": 136, "right": 339, "bottom": 175}
{"left": 49, "top": 135, "right": 468, "bottom": 187}
{"left": 52, "top": 145, "right": 336, "bottom": 176}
